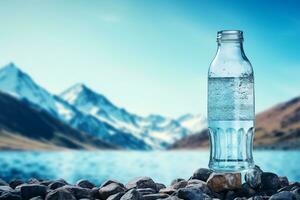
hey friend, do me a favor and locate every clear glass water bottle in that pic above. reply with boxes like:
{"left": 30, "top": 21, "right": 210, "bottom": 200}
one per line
{"left": 208, "top": 30, "right": 255, "bottom": 172}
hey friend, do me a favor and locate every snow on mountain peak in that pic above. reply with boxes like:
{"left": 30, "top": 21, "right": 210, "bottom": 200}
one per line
{"left": 61, "top": 83, "right": 113, "bottom": 107}
{"left": 177, "top": 113, "right": 207, "bottom": 133}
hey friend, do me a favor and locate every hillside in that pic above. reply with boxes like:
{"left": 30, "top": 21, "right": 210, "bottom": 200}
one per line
{"left": 0, "top": 92, "right": 116, "bottom": 150}
{"left": 171, "top": 96, "right": 300, "bottom": 150}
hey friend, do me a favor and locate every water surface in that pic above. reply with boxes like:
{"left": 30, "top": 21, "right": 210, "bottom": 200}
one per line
{"left": 0, "top": 150, "right": 299, "bottom": 185}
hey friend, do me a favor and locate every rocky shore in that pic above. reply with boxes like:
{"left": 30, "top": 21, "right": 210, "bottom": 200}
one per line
{"left": 0, "top": 166, "right": 299, "bottom": 200}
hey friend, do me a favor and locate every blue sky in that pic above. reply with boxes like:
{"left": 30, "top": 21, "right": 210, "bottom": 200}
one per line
{"left": 0, "top": 0, "right": 299, "bottom": 117}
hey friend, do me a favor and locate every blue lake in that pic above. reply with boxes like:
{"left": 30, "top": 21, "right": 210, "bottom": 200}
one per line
{"left": 0, "top": 150, "right": 299, "bottom": 185}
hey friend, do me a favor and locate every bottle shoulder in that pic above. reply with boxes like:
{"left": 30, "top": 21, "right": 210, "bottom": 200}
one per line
{"left": 208, "top": 56, "right": 253, "bottom": 78}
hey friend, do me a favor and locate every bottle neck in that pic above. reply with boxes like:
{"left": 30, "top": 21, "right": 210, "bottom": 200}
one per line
{"left": 216, "top": 41, "right": 246, "bottom": 60}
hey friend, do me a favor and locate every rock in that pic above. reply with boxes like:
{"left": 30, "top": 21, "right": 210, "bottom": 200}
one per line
{"left": 171, "top": 179, "right": 185, "bottom": 186}
{"left": 233, "top": 198, "right": 247, "bottom": 200}
{"left": 0, "top": 192, "right": 21, "bottom": 200}
{"left": 120, "top": 189, "right": 143, "bottom": 200}
{"left": 172, "top": 180, "right": 188, "bottom": 190}
{"left": 190, "top": 168, "right": 213, "bottom": 182}
{"left": 27, "top": 179, "right": 40, "bottom": 184}
{"left": 56, "top": 179, "right": 68, "bottom": 185}
{"left": 107, "top": 192, "right": 125, "bottom": 200}
{"left": 278, "top": 182, "right": 300, "bottom": 192}
{"left": 177, "top": 187, "right": 211, "bottom": 200}
{"left": 0, "top": 179, "right": 8, "bottom": 187}
{"left": 49, "top": 181, "right": 66, "bottom": 190}
{"left": 247, "top": 196, "right": 269, "bottom": 200}
{"left": 20, "top": 184, "right": 47, "bottom": 200}
{"left": 207, "top": 173, "right": 242, "bottom": 192}
{"left": 137, "top": 188, "right": 156, "bottom": 195}
{"left": 245, "top": 166, "right": 263, "bottom": 189}
{"left": 0, "top": 186, "right": 13, "bottom": 194}
{"left": 91, "top": 187, "right": 101, "bottom": 199}
{"left": 239, "top": 183, "right": 256, "bottom": 197}
{"left": 40, "top": 180, "right": 53, "bottom": 186}
{"left": 9, "top": 180, "right": 25, "bottom": 189}
{"left": 29, "top": 196, "right": 43, "bottom": 200}
{"left": 126, "top": 177, "right": 157, "bottom": 191}
{"left": 62, "top": 185, "right": 92, "bottom": 199}
{"left": 143, "top": 193, "right": 169, "bottom": 200}
{"left": 278, "top": 176, "right": 289, "bottom": 188}
{"left": 187, "top": 179, "right": 206, "bottom": 185}
{"left": 261, "top": 172, "right": 280, "bottom": 190}
{"left": 162, "top": 196, "right": 183, "bottom": 200}
{"left": 187, "top": 179, "right": 213, "bottom": 195}
{"left": 292, "top": 188, "right": 300, "bottom": 199}
{"left": 99, "top": 183, "right": 126, "bottom": 199}
{"left": 101, "top": 179, "right": 124, "bottom": 188}
{"left": 269, "top": 191, "right": 296, "bottom": 200}
{"left": 76, "top": 179, "right": 95, "bottom": 189}
{"left": 224, "top": 190, "right": 237, "bottom": 200}
{"left": 159, "top": 187, "right": 177, "bottom": 195}
{"left": 0, "top": 178, "right": 8, "bottom": 186}
{"left": 46, "top": 188, "right": 76, "bottom": 200}
{"left": 156, "top": 183, "right": 166, "bottom": 191}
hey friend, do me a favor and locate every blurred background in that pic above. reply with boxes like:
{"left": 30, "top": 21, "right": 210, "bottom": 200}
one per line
{"left": 0, "top": 0, "right": 299, "bottom": 185}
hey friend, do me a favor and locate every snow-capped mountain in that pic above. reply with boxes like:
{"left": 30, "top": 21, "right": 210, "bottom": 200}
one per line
{"left": 0, "top": 63, "right": 150, "bottom": 150}
{"left": 61, "top": 84, "right": 206, "bottom": 148}
{"left": 0, "top": 63, "right": 206, "bottom": 149}
{"left": 0, "top": 63, "right": 75, "bottom": 120}
{"left": 177, "top": 114, "right": 207, "bottom": 133}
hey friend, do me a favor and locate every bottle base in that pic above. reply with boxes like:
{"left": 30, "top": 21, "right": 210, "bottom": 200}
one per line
{"left": 209, "top": 160, "right": 254, "bottom": 172}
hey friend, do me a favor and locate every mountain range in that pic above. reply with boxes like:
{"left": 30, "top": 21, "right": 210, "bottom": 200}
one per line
{"left": 0, "top": 63, "right": 206, "bottom": 150}
{"left": 171, "top": 96, "right": 300, "bottom": 150}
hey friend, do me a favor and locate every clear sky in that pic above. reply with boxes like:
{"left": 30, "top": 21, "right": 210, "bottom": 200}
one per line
{"left": 0, "top": 0, "right": 299, "bottom": 117}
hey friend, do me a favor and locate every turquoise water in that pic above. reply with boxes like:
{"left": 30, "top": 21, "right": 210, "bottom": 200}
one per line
{"left": 0, "top": 150, "right": 299, "bottom": 185}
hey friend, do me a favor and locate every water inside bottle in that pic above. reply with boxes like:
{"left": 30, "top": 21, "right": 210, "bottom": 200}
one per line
{"left": 208, "top": 77, "right": 255, "bottom": 171}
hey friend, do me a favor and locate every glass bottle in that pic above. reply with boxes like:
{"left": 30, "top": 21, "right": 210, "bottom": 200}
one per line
{"left": 208, "top": 30, "right": 255, "bottom": 172}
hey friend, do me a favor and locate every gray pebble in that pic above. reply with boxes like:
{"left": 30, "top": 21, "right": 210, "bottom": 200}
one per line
{"left": 62, "top": 185, "right": 92, "bottom": 199}
{"left": 76, "top": 179, "right": 95, "bottom": 189}
{"left": 269, "top": 191, "right": 296, "bottom": 200}
{"left": 101, "top": 179, "right": 124, "bottom": 188}
{"left": 156, "top": 183, "right": 166, "bottom": 191}
{"left": 261, "top": 172, "right": 280, "bottom": 190}
{"left": 120, "top": 189, "right": 143, "bottom": 200}
{"left": 245, "top": 166, "right": 263, "bottom": 189}
{"left": 107, "top": 192, "right": 125, "bottom": 200}
{"left": 99, "top": 183, "right": 125, "bottom": 199}
{"left": 143, "top": 193, "right": 169, "bottom": 200}
{"left": 29, "top": 196, "right": 43, "bottom": 200}
{"left": 137, "top": 188, "right": 156, "bottom": 195}
{"left": 159, "top": 187, "right": 177, "bottom": 195}
{"left": 171, "top": 179, "right": 185, "bottom": 186}
{"left": 0, "top": 192, "right": 21, "bottom": 200}
{"left": 0, "top": 179, "right": 8, "bottom": 187}
{"left": 27, "top": 179, "right": 40, "bottom": 184}
{"left": 292, "top": 188, "right": 300, "bottom": 199}
{"left": 172, "top": 180, "right": 188, "bottom": 190}
{"left": 49, "top": 181, "right": 66, "bottom": 190}
{"left": 177, "top": 187, "right": 211, "bottom": 200}
{"left": 0, "top": 186, "right": 13, "bottom": 194}
{"left": 190, "top": 168, "right": 213, "bottom": 182}
{"left": 9, "top": 180, "right": 24, "bottom": 189}
{"left": 126, "top": 177, "right": 157, "bottom": 191}
{"left": 278, "top": 176, "right": 289, "bottom": 188}
{"left": 46, "top": 188, "right": 76, "bottom": 200}
{"left": 20, "top": 184, "right": 47, "bottom": 200}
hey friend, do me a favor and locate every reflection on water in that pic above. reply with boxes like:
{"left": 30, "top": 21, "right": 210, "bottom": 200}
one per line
{"left": 0, "top": 150, "right": 299, "bottom": 185}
